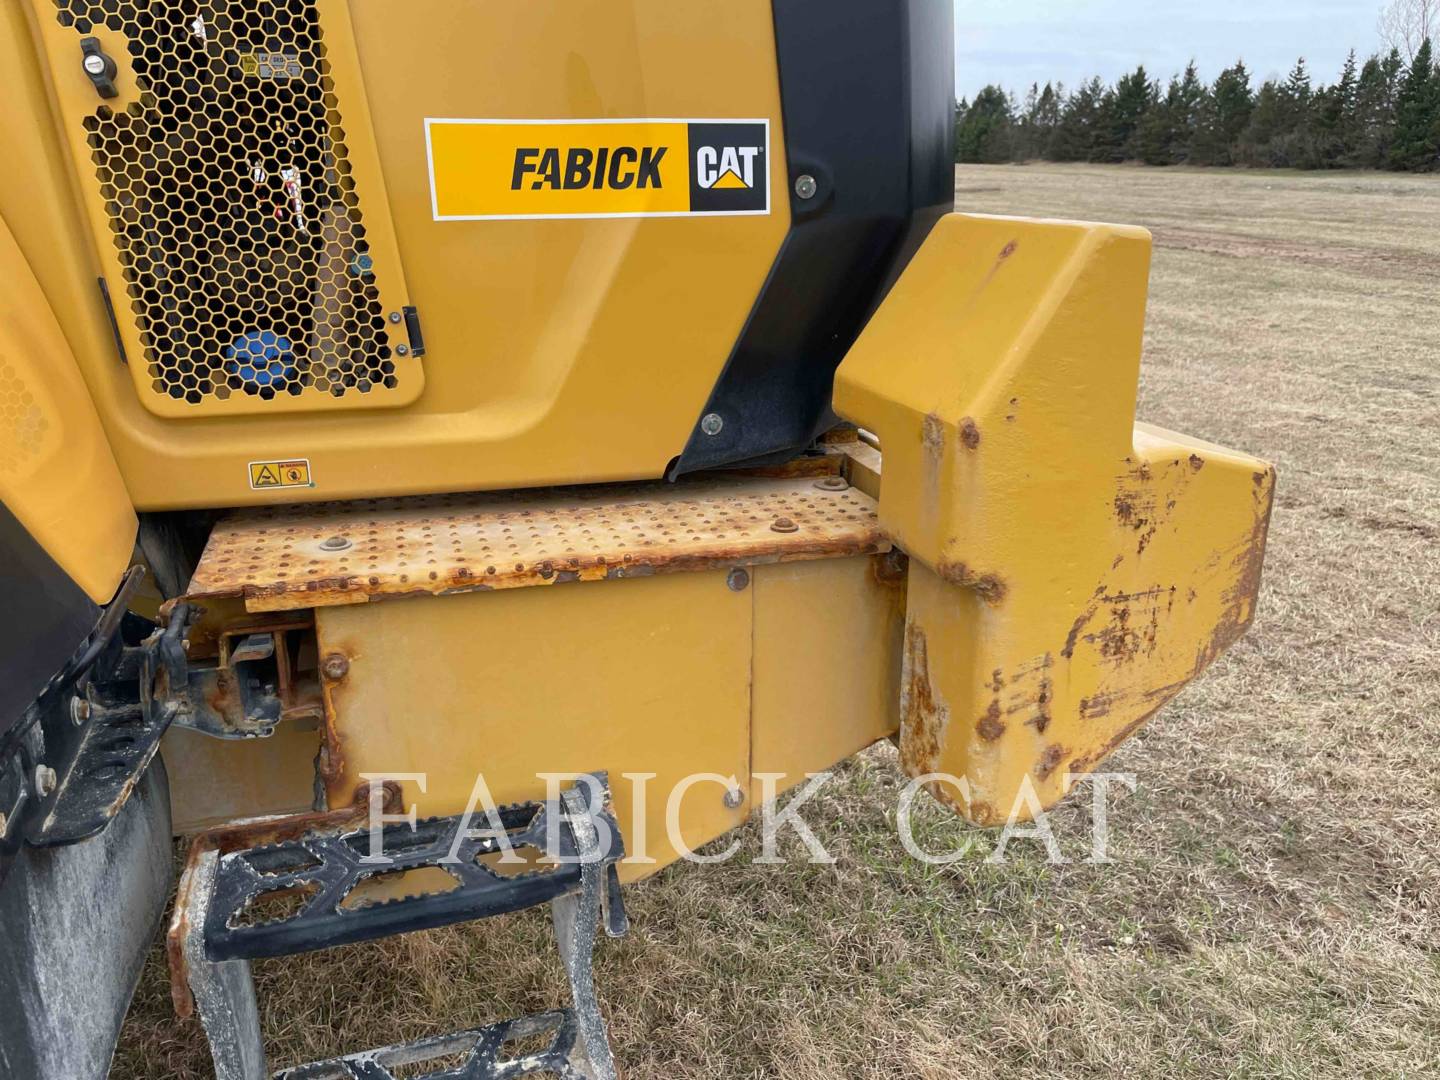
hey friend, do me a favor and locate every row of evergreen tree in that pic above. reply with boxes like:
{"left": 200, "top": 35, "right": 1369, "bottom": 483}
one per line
{"left": 955, "top": 41, "right": 1440, "bottom": 171}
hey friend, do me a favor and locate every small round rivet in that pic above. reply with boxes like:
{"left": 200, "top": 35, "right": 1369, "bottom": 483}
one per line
{"left": 727, "top": 568, "right": 751, "bottom": 592}
{"left": 34, "top": 766, "right": 58, "bottom": 799}
{"left": 389, "top": 312, "right": 403, "bottom": 324}
{"left": 321, "top": 653, "right": 350, "bottom": 681}
{"left": 771, "top": 517, "right": 799, "bottom": 534}
{"left": 815, "top": 476, "right": 849, "bottom": 492}
{"left": 723, "top": 788, "right": 745, "bottom": 810}
{"left": 794, "top": 174, "right": 818, "bottom": 200}
{"left": 396, "top": 344, "right": 410, "bottom": 357}
{"left": 701, "top": 413, "right": 724, "bottom": 437}
{"left": 320, "top": 536, "right": 353, "bottom": 552}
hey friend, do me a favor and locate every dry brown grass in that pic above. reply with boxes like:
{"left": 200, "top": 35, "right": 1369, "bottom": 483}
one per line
{"left": 112, "top": 165, "right": 1440, "bottom": 1078}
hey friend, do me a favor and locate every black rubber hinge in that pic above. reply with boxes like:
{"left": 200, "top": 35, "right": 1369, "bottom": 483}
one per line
{"left": 403, "top": 306, "right": 426, "bottom": 358}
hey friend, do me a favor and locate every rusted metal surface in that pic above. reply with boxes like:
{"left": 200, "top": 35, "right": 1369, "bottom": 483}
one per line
{"left": 185, "top": 476, "right": 889, "bottom": 614}
{"left": 166, "top": 782, "right": 400, "bottom": 1019}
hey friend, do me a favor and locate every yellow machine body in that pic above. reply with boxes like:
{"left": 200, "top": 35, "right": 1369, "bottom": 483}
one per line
{"left": 3, "top": 0, "right": 1272, "bottom": 856}
{"left": 12, "top": 0, "right": 790, "bottom": 510}
{"left": 0, "top": 211, "right": 134, "bottom": 603}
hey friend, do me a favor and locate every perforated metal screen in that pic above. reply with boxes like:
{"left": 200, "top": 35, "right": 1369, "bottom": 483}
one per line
{"left": 51, "top": 0, "right": 412, "bottom": 410}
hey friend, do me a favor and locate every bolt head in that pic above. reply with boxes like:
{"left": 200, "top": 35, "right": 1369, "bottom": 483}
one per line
{"left": 0, "top": 812, "right": 8, "bottom": 837}
{"left": 396, "top": 344, "right": 410, "bottom": 357}
{"left": 723, "top": 788, "right": 745, "bottom": 810}
{"left": 34, "top": 765, "right": 58, "bottom": 799}
{"left": 389, "top": 311, "right": 403, "bottom": 324}
{"left": 726, "top": 568, "right": 751, "bottom": 592}
{"left": 814, "top": 476, "right": 849, "bottom": 492}
{"left": 321, "top": 653, "right": 350, "bottom": 681}
{"left": 794, "top": 174, "right": 818, "bottom": 200}
{"left": 770, "top": 517, "right": 800, "bottom": 534}
{"left": 83, "top": 54, "right": 107, "bottom": 76}
{"left": 320, "top": 535, "right": 352, "bottom": 552}
{"left": 700, "top": 413, "right": 724, "bottom": 437}
{"left": 70, "top": 696, "right": 92, "bottom": 727}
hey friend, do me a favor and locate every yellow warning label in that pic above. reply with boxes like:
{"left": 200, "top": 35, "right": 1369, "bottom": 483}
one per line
{"left": 425, "top": 118, "right": 770, "bottom": 220}
{"left": 249, "top": 459, "right": 313, "bottom": 490}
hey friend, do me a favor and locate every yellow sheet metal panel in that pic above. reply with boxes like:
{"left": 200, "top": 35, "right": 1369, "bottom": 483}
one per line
{"left": 751, "top": 556, "right": 904, "bottom": 795}
{"left": 834, "top": 213, "right": 1275, "bottom": 823}
{"left": 162, "top": 723, "right": 322, "bottom": 835}
{"left": 0, "top": 212, "right": 135, "bottom": 602}
{"left": 12, "top": 0, "right": 790, "bottom": 509}
{"left": 314, "top": 572, "right": 752, "bottom": 880}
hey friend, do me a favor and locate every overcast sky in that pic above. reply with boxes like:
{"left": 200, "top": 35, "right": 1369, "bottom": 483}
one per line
{"left": 955, "top": 0, "right": 1390, "bottom": 100}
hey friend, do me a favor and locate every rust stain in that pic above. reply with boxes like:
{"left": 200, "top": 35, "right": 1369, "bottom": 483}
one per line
{"left": 937, "top": 560, "right": 1008, "bottom": 606}
{"left": 1035, "top": 744, "right": 1070, "bottom": 781}
{"left": 976, "top": 700, "right": 1006, "bottom": 741}
{"left": 959, "top": 417, "right": 982, "bottom": 451}
{"left": 1189, "top": 454, "right": 1205, "bottom": 472}
{"left": 899, "top": 623, "right": 949, "bottom": 778}
{"left": 922, "top": 413, "right": 945, "bottom": 459}
{"left": 1061, "top": 610, "right": 1094, "bottom": 659}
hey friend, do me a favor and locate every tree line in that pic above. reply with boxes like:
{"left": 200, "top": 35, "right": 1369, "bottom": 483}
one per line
{"left": 955, "top": 41, "right": 1440, "bottom": 171}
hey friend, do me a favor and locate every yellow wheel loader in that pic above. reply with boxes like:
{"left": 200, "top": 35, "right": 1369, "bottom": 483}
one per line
{"left": 0, "top": 1, "right": 1274, "bottom": 1076}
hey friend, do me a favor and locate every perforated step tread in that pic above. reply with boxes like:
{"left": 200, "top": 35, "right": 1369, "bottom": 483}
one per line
{"left": 206, "top": 787, "right": 623, "bottom": 962}
{"left": 184, "top": 473, "right": 885, "bottom": 613}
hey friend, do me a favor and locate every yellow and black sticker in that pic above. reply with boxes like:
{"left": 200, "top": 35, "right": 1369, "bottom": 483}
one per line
{"left": 425, "top": 119, "right": 770, "bottom": 221}
{"left": 249, "top": 459, "right": 313, "bottom": 490}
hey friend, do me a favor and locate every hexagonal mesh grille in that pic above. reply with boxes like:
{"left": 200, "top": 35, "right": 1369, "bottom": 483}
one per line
{"left": 53, "top": 0, "right": 403, "bottom": 407}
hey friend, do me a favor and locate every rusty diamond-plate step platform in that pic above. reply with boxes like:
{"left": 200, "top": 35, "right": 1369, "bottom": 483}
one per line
{"left": 273, "top": 1011, "right": 589, "bottom": 1080}
{"left": 183, "top": 472, "right": 887, "bottom": 613}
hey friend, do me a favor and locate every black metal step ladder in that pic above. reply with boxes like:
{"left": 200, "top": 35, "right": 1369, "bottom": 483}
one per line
{"left": 171, "top": 775, "right": 628, "bottom": 1080}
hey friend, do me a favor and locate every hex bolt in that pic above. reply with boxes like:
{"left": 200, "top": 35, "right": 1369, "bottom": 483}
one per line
{"left": 389, "top": 311, "right": 403, "bottom": 324}
{"left": 727, "top": 568, "right": 751, "bottom": 592}
{"left": 701, "top": 413, "right": 725, "bottom": 437}
{"left": 396, "top": 344, "right": 410, "bottom": 357}
{"left": 70, "top": 695, "right": 92, "bottom": 727}
{"left": 34, "top": 765, "right": 58, "bottom": 799}
{"left": 321, "top": 653, "right": 350, "bottom": 681}
{"left": 320, "top": 536, "right": 353, "bottom": 552}
{"left": 723, "top": 787, "right": 745, "bottom": 810}
{"left": 794, "top": 174, "right": 818, "bottom": 200}
{"left": 814, "top": 476, "right": 850, "bottom": 492}
{"left": 771, "top": 517, "right": 800, "bottom": 534}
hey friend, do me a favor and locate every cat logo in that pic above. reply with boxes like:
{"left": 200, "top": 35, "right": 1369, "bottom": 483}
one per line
{"left": 427, "top": 118, "right": 770, "bottom": 219}
{"left": 695, "top": 145, "right": 762, "bottom": 190}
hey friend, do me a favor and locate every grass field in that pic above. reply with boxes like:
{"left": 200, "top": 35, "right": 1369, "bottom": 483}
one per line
{"left": 112, "top": 164, "right": 1440, "bottom": 1079}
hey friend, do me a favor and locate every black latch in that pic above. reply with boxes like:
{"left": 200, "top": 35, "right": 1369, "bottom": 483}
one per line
{"left": 403, "top": 306, "right": 427, "bottom": 358}
{"left": 79, "top": 38, "right": 119, "bottom": 99}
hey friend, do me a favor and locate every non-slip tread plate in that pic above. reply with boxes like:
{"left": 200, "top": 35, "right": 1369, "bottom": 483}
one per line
{"left": 186, "top": 475, "right": 887, "bottom": 612}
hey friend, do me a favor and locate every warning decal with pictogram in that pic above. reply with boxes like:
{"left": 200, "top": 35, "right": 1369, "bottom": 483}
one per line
{"left": 249, "top": 459, "right": 314, "bottom": 490}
